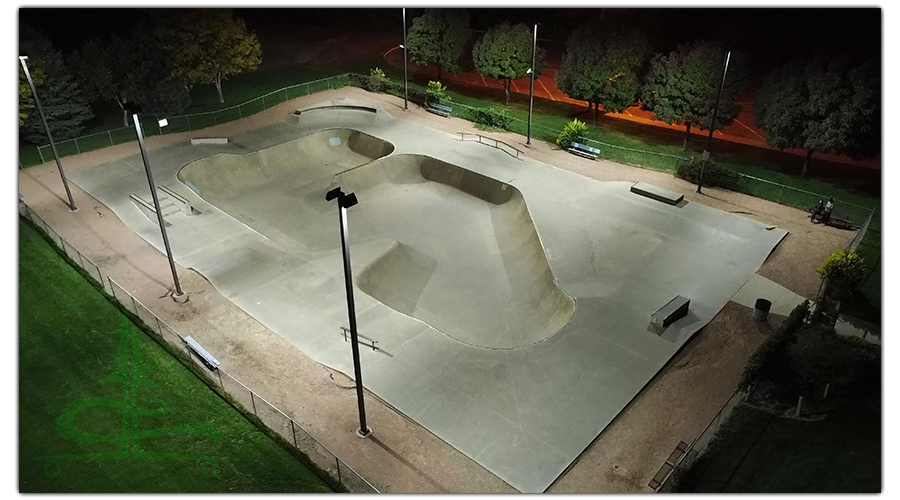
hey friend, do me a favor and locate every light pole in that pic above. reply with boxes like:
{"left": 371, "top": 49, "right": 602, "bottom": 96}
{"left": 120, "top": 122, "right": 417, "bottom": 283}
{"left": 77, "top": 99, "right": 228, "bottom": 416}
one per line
{"left": 526, "top": 23, "right": 538, "bottom": 146}
{"left": 125, "top": 102, "right": 186, "bottom": 303}
{"left": 697, "top": 50, "right": 731, "bottom": 194}
{"left": 402, "top": 8, "right": 409, "bottom": 111}
{"left": 19, "top": 55, "right": 77, "bottom": 212}
{"left": 325, "top": 187, "right": 372, "bottom": 439}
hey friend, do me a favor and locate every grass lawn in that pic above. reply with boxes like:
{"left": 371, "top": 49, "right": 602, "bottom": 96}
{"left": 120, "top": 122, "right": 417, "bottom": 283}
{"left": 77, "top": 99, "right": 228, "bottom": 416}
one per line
{"left": 19, "top": 219, "right": 334, "bottom": 493}
{"left": 674, "top": 401, "right": 880, "bottom": 493}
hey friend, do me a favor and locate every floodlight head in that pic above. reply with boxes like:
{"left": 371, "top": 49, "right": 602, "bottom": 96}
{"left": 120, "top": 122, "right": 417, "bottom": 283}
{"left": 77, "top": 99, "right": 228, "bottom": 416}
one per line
{"left": 158, "top": 118, "right": 168, "bottom": 128}
{"left": 527, "top": 68, "right": 533, "bottom": 74}
{"left": 399, "top": 44, "right": 405, "bottom": 49}
{"left": 123, "top": 102, "right": 143, "bottom": 114}
{"left": 19, "top": 55, "right": 28, "bottom": 61}
{"left": 325, "top": 187, "right": 343, "bottom": 202}
{"left": 341, "top": 192, "right": 359, "bottom": 209}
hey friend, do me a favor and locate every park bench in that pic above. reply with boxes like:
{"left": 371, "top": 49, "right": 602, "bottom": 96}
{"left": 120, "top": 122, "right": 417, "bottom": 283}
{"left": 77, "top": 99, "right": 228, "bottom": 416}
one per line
{"left": 567, "top": 142, "right": 600, "bottom": 160}
{"left": 427, "top": 102, "right": 453, "bottom": 117}
{"left": 184, "top": 336, "right": 220, "bottom": 371}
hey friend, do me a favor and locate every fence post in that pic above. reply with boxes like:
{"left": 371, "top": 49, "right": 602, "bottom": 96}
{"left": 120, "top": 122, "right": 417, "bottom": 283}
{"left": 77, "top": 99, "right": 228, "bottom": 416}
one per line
{"left": 795, "top": 395, "right": 803, "bottom": 418}
{"left": 250, "top": 390, "right": 257, "bottom": 415}
{"left": 238, "top": 105, "right": 242, "bottom": 119}
{"left": 74, "top": 138, "right": 81, "bottom": 154}
{"left": 213, "top": 113, "right": 218, "bottom": 126}
{"left": 290, "top": 420, "right": 298, "bottom": 448}
{"left": 38, "top": 147, "right": 45, "bottom": 164}
{"left": 778, "top": 185, "right": 784, "bottom": 204}
{"left": 187, "top": 115, "right": 192, "bottom": 131}
{"left": 823, "top": 383, "right": 830, "bottom": 399}
{"left": 262, "top": 96, "right": 266, "bottom": 109}
{"left": 306, "top": 83, "right": 310, "bottom": 95}
{"left": 284, "top": 88, "right": 288, "bottom": 102}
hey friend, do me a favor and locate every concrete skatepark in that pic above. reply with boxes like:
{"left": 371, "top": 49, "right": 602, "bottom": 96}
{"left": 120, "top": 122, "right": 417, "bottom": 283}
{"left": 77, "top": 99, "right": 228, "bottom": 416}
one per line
{"left": 68, "top": 98, "right": 788, "bottom": 493}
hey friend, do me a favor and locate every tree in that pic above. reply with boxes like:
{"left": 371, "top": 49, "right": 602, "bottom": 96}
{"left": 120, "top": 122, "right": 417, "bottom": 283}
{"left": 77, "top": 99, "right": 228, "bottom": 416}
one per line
{"left": 161, "top": 9, "right": 262, "bottom": 104}
{"left": 19, "top": 25, "right": 94, "bottom": 145}
{"left": 407, "top": 9, "right": 471, "bottom": 81}
{"left": 19, "top": 65, "right": 45, "bottom": 126}
{"left": 641, "top": 41, "right": 747, "bottom": 150}
{"left": 72, "top": 35, "right": 137, "bottom": 127}
{"left": 473, "top": 22, "right": 545, "bottom": 108}
{"left": 556, "top": 25, "right": 652, "bottom": 123}
{"left": 754, "top": 55, "right": 880, "bottom": 178}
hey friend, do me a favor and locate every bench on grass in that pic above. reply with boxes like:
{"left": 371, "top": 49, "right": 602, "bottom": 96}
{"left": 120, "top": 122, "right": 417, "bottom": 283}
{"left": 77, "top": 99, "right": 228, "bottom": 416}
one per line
{"left": 184, "top": 336, "right": 220, "bottom": 371}
{"left": 427, "top": 102, "right": 453, "bottom": 117}
{"left": 568, "top": 142, "right": 600, "bottom": 160}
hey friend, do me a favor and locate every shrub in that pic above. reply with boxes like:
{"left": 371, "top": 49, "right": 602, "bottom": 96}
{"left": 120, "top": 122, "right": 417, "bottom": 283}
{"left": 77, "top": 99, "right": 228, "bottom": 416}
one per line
{"left": 369, "top": 67, "right": 386, "bottom": 78}
{"left": 465, "top": 107, "right": 512, "bottom": 130}
{"left": 426, "top": 81, "right": 450, "bottom": 105}
{"left": 351, "top": 73, "right": 427, "bottom": 106}
{"left": 737, "top": 300, "right": 809, "bottom": 392}
{"left": 556, "top": 119, "right": 588, "bottom": 149}
{"left": 817, "top": 250, "right": 866, "bottom": 299}
{"left": 674, "top": 157, "right": 741, "bottom": 190}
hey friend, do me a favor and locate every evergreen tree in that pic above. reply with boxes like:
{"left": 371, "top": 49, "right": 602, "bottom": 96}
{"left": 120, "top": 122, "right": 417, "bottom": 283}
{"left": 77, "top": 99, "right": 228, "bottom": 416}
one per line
{"left": 473, "top": 22, "right": 545, "bottom": 108}
{"left": 407, "top": 9, "right": 471, "bottom": 81}
{"left": 19, "top": 25, "right": 94, "bottom": 145}
{"left": 755, "top": 55, "right": 880, "bottom": 177}
{"left": 556, "top": 25, "right": 652, "bottom": 123}
{"left": 641, "top": 41, "right": 747, "bottom": 150}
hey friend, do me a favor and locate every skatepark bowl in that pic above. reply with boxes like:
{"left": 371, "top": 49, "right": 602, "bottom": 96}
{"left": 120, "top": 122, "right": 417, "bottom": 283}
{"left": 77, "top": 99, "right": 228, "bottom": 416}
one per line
{"left": 68, "top": 99, "right": 788, "bottom": 493}
{"left": 180, "top": 141, "right": 575, "bottom": 349}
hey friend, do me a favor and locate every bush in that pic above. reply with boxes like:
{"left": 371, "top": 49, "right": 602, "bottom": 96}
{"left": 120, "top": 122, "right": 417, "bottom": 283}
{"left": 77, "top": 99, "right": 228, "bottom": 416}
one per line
{"left": 674, "top": 157, "right": 741, "bottom": 190}
{"left": 737, "top": 300, "right": 810, "bottom": 392}
{"left": 817, "top": 250, "right": 866, "bottom": 298}
{"left": 465, "top": 107, "right": 512, "bottom": 130}
{"left": 426, "top": 81, "right": 450, "bottom": 105}
{"left": 351, "top": 73, "right": 427, "bottom": 106}
{"left": 556, "top": 119, "right": 588, "bottom": 149}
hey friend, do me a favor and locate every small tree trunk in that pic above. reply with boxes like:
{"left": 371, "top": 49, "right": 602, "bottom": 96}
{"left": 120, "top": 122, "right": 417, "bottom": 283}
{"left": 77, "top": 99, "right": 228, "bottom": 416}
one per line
{"left": 504, "top": 79, "right": 511, "bottom": 108}
{"left": 593, "top": 101, "right": 599, "bottom": 124}
{"left": 802, "top": 149, "right": 813, "bottom": 178}
{"left": 215, "top": 75, "right": 224, "bottom": 104}
{"left": 118, "top": 94, "right": 128, "bottom": 127}
{"left": 682, "top": 122, "right": 692, "bottom": 151}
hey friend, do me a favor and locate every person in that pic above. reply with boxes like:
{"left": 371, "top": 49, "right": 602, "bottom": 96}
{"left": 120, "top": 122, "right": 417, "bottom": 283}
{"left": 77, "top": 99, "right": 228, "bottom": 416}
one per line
{"left": 811, "top": 199, "right": 824, "bottom": 222}
{"left": 822, "top": 197, "right": 835, "bottom": 224}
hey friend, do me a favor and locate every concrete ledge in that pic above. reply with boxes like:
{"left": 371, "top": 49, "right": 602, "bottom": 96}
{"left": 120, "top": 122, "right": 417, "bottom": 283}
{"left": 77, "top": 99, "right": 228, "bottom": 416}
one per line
{"left": 191, "top": 137, "right": 229, "bottom": 145}
{"left": 294, "top": 104, "right": 378, "bottom": 115}
{"left": 651, "top": 295, "right": 690, "bottom": 331}
{"left": 630, "top": 182, "right": 684, "bottom": 205}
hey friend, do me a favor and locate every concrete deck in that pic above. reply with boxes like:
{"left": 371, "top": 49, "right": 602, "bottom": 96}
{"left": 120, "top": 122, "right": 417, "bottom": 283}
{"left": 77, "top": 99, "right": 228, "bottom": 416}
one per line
{"left": 68, "top": 98, "right": 788, "bottom": 492}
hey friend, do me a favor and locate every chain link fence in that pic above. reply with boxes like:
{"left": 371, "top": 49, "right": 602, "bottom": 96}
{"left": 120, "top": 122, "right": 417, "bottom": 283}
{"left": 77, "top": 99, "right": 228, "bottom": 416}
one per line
{"left": 18, "top": 201, "right": 378, "bottom": 493}
{"left": 655, "top": 388, "right": 749, "bottom": 492}
{"left": 19, "top": 74, "right": 356, "bottom": 169}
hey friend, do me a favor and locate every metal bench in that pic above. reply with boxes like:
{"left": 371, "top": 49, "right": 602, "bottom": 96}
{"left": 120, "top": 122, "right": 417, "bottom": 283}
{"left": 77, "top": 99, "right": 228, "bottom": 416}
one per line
{"left": 184, "top": 336, "right": 220, "bottom": 371}
{"left": 567, "top": 142, "right": 600, "bottom": 160}
{"left": 427, "top": 103, "right": 453, "bottom": 117}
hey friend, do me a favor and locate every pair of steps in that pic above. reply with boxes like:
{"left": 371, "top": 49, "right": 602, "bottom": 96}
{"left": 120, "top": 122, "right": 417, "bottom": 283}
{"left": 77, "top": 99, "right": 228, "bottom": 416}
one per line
{"left": 130, "top": 185, "right": 198, "bottom": 226}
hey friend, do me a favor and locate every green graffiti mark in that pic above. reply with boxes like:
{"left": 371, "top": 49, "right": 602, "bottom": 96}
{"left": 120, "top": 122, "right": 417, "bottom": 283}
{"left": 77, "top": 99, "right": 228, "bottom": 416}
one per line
{"left": 35, "top": 317, "right": 224, "bottom": 478}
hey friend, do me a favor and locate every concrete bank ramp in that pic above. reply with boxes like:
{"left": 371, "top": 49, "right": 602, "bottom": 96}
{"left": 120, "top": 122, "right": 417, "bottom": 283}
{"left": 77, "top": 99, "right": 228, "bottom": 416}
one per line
{"left": 340, "top": 154, "right": 575, "bottom": 349}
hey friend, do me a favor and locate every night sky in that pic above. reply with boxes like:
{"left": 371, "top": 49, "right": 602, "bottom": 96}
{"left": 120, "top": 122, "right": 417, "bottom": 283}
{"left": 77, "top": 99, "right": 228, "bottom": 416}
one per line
{"left": 18, "top": 7, "right": 881, "bottom": 83}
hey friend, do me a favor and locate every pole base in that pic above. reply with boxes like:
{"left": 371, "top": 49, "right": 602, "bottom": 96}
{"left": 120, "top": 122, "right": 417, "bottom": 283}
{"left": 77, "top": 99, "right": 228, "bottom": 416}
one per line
{"left": 172, "top": 292, "right": 189, "bottom": 304}
{"left": 68, "top": 206, "right": 79, "bottom": 212}
{"left": 356, "top": 427, "right": 373, "bottom": 439}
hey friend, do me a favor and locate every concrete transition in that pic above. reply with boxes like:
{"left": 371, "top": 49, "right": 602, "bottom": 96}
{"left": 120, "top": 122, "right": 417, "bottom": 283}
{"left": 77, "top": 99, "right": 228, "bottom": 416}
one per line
{"left": 69, "top": 98, "right": 788, "bottom": 493}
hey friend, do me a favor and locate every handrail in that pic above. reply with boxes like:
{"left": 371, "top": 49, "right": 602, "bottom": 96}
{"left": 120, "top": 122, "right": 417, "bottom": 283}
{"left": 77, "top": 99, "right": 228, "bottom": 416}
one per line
{"left": 458, "top": 132, "right": 524, "bottom": 160}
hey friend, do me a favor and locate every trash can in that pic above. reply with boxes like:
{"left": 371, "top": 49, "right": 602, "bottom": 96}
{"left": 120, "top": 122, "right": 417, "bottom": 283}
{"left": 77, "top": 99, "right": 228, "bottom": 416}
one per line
{"left": 753, "top": 298, "right": 772, "bottom": 321}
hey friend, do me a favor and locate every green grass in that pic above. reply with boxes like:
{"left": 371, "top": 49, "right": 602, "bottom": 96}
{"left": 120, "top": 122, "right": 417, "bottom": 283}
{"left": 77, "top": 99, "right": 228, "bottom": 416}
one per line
{"left": 19, "top": 219, "right": 334, "bottom": 493}
{"left": 675, "top": 402, "right": 880, "bottom": 492}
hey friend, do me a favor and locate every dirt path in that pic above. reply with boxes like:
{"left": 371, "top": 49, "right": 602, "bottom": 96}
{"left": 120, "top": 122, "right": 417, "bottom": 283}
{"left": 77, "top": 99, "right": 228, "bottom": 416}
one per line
{"left": 18, "top": 87, "right": 852, "bottom": 493}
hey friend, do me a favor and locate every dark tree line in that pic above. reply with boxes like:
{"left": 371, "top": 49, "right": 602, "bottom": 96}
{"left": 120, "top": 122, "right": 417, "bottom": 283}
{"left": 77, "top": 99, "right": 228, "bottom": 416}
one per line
{"left": 18, "top": 9, "right": 261, "bottom": 145}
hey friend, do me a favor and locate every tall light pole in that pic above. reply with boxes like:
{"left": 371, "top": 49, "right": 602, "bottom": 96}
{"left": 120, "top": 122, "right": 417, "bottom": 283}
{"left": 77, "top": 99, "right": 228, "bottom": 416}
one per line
{"left": 526, "top": 23, "right": 538, "bottom": 146}
{"left": 325, "top": 187, "right": 372, "bottom": 439}
{"left": 19, "top": 55, "right": 77, "bottom": 212}
{"left": 125, "top": 103, "right": 186, "bottom": 303}
{"left": 402, "top": 8, "right": 409, "bottom": 111}
{"left": 697, "top": 50, "right": 731, "bottom": 194}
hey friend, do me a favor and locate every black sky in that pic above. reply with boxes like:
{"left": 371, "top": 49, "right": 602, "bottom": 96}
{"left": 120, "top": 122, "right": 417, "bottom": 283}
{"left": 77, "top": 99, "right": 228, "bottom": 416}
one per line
{"left": 19, "top": 7, "right": 881, "bottom": 81}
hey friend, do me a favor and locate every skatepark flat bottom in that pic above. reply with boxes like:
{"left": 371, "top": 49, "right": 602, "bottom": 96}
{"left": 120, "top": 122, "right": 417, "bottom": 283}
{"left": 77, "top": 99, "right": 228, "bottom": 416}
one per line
{"left": 69, "top": 98, "right": 787, "bottom": 492}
